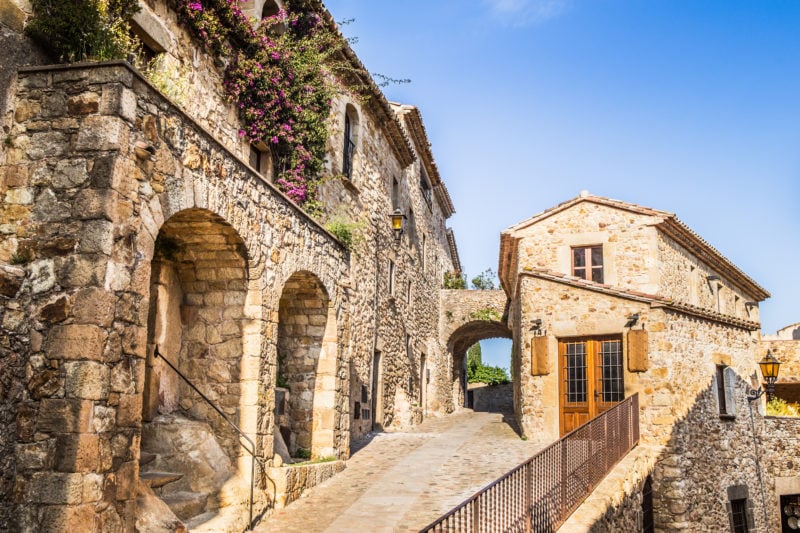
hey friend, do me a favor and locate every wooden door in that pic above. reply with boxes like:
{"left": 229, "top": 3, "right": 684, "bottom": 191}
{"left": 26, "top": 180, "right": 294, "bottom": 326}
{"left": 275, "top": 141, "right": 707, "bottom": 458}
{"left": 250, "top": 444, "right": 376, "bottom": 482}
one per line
{"left": 559, "top": 336, "right": 624, "bottom": 435}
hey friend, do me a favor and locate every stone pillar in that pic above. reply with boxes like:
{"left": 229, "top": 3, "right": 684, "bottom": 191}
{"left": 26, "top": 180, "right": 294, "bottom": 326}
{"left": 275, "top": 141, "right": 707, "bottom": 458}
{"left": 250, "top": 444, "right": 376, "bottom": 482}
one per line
{"left": 2, "top": 66, "right": 145, "bottom": 532}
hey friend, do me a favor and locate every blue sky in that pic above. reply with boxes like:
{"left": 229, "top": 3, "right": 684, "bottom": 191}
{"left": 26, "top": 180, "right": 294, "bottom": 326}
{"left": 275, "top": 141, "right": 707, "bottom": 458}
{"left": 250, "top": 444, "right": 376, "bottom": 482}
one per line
{"left": 324, "top": 0, "right": 800, "bottom": 369}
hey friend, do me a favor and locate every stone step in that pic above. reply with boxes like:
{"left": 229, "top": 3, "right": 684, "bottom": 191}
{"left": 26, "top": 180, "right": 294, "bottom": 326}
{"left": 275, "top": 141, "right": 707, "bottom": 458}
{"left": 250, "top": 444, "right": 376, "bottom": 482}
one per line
{"left": 139, "top": 471, "right": 184, "bottom": 489}
{"left": 185, "top": 511, "right": 218, "bottom": 530}
{"left": 139, "top": 452, "right": 157, "bottom": 467}
{"left": 162, "top": 491, "right": 209, "bottom": 521}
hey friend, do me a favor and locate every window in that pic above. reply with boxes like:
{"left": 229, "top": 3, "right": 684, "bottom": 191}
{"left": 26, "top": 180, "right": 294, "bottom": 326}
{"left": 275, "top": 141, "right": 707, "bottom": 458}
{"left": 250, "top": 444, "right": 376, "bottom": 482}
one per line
{"left": 249, "top": 142, "right": 270, "bottom": 177}
{"left": 420, "top": 166, "right": 432, "bottom": 209}
{"left": 727, "top": 485, "right": 754, "bottom": 533}
{"left": 572, "top": 245, "right": 603, "bottom": 283}
{"left": 343, "top": 105, "right": 359, "bottom": 180}
{"left": 716, "top": 365, "right": 737, "bottom": 418}
{"left": 392, "top": 178, "right": 399, "bottom": 209}
{"left": 343, "top": 114, "right": 355, "bottom": 179}
{"left": 730, "top": 499, "right": 749, "bottom": 533}
{"left": 388, "top": 260, "right": 395, "bottom": 297}
{"left": 407, "top": 208, "right": 416, "bottom": 246}
{"left": 422, "top": 234, "right": 426, "bottom": 272}
{"left": 642, "top": 476, "right": 654, "bottom": 533}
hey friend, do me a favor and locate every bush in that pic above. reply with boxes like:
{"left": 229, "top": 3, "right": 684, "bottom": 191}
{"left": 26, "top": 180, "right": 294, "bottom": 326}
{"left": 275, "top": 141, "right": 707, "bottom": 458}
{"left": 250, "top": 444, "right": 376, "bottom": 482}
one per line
{"left": 26, "top": 0, "right": 140, "bottom": 62}
{"left": 767, "top": 397, "right": 800, "bottom": 417}
{"left": 443, "top": 271, "right": 467, "bottom": 289}
{"left": 468, "top": 364, "right": 509, "bottom": 385}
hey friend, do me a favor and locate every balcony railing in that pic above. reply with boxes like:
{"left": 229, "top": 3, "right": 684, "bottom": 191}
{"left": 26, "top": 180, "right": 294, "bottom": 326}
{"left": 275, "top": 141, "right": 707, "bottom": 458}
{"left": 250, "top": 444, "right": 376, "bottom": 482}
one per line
{"left": 420, "top": 393, "right": 640, "bottom": 533}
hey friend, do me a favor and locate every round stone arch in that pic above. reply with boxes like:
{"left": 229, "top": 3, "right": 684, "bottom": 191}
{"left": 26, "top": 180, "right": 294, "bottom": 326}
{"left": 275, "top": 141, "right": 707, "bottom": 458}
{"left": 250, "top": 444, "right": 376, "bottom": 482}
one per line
{"left": 447, "top": 320, "right": 513, "bottom": 409}
{"left": 275, "top": 270, "right": 340, "bottom": 460}
{"left": 138, "top": 208, "right": 266, "bottom": 504}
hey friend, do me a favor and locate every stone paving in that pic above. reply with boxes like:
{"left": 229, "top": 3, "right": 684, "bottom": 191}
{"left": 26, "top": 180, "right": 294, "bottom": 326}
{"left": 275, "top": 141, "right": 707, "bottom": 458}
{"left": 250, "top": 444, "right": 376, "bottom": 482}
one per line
{"left": 254, "top": 409, "right": 544, "bottom": 533}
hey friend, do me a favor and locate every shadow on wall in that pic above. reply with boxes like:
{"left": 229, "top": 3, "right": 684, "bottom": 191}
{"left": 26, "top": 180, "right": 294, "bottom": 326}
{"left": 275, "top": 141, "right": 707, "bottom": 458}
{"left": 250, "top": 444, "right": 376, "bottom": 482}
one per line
{"left": 584, "top": 372, "right": 800, "bottom": 532}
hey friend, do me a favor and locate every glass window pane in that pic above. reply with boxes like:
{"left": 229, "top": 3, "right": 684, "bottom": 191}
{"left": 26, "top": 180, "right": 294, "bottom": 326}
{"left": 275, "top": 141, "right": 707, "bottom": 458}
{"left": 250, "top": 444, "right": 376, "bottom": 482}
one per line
{"left": 591, "top": 267, "right": 604, "bottom": 284}
{"left": 591, "top": 246, "right": 603, "bottom": 267}
{"left": 600, "top": 340, "right": 623, "bottom": 402}
{"left": 566, "top": 342, "right": 587, "bottom": 404}
{"left": 573, "top": 248, "right": 585, "bottom": 268}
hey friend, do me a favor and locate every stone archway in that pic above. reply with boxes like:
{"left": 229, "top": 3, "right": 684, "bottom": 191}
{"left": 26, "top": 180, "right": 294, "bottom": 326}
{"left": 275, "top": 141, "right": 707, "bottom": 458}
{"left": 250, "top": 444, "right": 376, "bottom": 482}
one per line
{"left": 276, "top": 271, "right": 338, "bottom": 460}
{"left": 447, "top": 320, "right": 513, "bottom": 409}
{"left": 139, "top": 208, "right": 261, "bottom": 526}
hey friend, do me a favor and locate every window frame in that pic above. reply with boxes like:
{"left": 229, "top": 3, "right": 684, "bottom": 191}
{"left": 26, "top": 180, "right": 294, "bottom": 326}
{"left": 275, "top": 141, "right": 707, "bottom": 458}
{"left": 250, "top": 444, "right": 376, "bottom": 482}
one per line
{"left": 716, "top": 365, "right": 737, "bottom": 419}
{"left": 571, "top": 245, "right": 604, "bottom": 283}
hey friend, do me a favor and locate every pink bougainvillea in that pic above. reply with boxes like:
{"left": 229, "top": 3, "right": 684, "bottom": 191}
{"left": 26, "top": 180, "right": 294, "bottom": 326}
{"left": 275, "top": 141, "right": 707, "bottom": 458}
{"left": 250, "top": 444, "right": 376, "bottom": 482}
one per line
{"left": 173, "top": 0, "right": 337, "bottom": 207}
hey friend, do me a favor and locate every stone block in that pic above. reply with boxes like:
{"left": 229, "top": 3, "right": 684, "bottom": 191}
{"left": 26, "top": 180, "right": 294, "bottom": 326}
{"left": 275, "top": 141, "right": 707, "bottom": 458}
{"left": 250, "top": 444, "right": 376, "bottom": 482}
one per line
{"left": 26, "top": 472, "right": 84, "bottom": 505}
{"left": 27, "top": 131, "right": 68, "bottom": 159}
{"left": 37, "top": 398, "right": 94, "bottom": 433}
{"left": 0, "top": 0, "right": 27, "bottom": 32}
{"left": 45, "top": 325, "right": 108, "bottom": 361}
{"left": 27, "top": 369, "right": 63, "bottom": 400}
{"left": 56, "top": 255, "right": 107, "bottom": 288}
{"left": 77, "top": 220, "right": 114, "bottom": 255}
{"left": 72, "top": 189, "right": 118, "bottom": 221}
{"left": 40, "top": 503, "right": 96, "bottom": 530}
{"left": 67, "top": 92, "right": 100, "bottom": 115}
{"left": 55, "top": 433, "right": 100, "bottom": 472}
{"left": 116, "top": 393, "right": 142, "bottom": 428}
{"left": 115, "top": 460, "right": 138, "bottom": 501}
{"left": 65, "top": 361, "right": 110, "bottom": 400}
{"left": 82, "top": 473, "right": 104, "bottom": 503}
{"left": 72, "top": 287, "right": 116, "bottom": 327}
{"left": 52, "top": 159, "right": 89, "bottom": 189}
{"left": 16, "top": 440, "right": 56, "bottom": 471}
{"left": 0, "top": 264, "right": 24, "bottom": 297}
{"left": 75, "top": 116, "right": 127, "bottom": 152}
{"left": 100, "top": 84, "right": 137, "bottom": 122}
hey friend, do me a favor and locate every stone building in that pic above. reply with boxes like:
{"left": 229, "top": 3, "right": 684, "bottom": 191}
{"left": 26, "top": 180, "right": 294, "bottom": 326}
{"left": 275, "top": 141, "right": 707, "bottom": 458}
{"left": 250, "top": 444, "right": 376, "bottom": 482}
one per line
{"left": 0, "top": 0, "right": 462, "bottom": 530}
{"left": 499, "top": 191, "right": 800, "bottom": 532}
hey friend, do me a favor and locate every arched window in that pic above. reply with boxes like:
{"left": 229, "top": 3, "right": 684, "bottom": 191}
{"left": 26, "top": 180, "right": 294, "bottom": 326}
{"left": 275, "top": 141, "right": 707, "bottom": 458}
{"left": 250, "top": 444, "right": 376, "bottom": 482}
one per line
{"left": 343, "top": 104, "right": 359, "bottom": 179}
{"left": 261, "top": 0, "right": 281, "bottom": 18}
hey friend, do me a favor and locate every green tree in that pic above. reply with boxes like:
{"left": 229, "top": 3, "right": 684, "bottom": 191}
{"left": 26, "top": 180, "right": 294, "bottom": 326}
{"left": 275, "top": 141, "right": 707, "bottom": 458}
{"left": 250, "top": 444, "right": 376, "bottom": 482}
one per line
{"left": 471, "top": 269, "right": 497, "bottom": 290}
{"left": 467, "top": 343, "right": 482, "bottom": 375}
{"left": 443, "top": 271, "right": 467, "bottom": 289}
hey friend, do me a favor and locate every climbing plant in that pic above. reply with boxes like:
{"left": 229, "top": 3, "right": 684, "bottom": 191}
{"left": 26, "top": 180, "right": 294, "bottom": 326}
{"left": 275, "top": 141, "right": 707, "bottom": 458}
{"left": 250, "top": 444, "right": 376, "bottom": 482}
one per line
{"left": 175, "top": 0, "right": 342, "bottom": 207}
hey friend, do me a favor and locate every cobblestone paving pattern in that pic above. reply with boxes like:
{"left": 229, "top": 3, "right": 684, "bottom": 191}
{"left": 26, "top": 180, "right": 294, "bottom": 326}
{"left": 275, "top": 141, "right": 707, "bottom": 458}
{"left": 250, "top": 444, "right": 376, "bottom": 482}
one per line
{"left": 254, "top": 410, "right": 544, "bottom": 533}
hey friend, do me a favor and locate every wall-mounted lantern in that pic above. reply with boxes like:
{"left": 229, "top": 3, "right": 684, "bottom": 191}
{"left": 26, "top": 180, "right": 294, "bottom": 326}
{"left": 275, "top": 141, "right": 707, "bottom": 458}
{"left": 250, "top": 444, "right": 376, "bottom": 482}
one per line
{"left": 389, "top": 208, "right": 407, "bottom": 242}
{"left": 747, "top": 350, "right": 781, "bottom": 403}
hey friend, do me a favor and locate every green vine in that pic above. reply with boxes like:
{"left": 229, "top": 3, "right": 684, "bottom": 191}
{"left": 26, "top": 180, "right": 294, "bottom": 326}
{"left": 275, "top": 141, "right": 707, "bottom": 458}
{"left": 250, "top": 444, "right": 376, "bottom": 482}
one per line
{"left": 469, "top": 307, "right": 502, "bottom": 322}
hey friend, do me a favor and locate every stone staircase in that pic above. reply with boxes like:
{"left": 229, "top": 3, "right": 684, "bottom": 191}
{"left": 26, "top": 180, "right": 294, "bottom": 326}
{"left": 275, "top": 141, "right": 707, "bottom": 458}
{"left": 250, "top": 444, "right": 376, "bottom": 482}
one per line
{"left": 136, "top": 414, "right": 236, "bottom": 532}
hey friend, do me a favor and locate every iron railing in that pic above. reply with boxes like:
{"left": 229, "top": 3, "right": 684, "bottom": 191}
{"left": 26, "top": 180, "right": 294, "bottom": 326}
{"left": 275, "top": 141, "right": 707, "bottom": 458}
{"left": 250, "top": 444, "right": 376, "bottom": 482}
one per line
{"left": 420, "top": 393, "right": 640, "bottom": 533}
{"left": 154, "top": 346, "right": 269, "bottom": 531}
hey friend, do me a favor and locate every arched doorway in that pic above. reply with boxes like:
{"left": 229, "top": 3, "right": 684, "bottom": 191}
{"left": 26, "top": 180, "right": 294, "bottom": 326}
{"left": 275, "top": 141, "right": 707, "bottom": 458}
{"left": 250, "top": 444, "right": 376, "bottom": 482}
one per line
{"left": 276, "top": 271, "right": 338, "bottom": 460}
{"left": 139, "top": 208, "right": 259, "bottom": 526}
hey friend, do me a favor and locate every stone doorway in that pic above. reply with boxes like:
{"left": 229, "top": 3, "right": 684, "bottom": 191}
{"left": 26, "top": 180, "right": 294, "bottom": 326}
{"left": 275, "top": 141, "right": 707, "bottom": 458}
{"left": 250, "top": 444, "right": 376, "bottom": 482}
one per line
{"left": 372, "top": 350, "right": 384, "bottom": 431}
{"left": 276, "top": 271, "right": 338, "bottom": 460}
{"left": 446, "top": 321, "right": 512, "bottom": 410}
{"left": 138, "top": 208, "right": 260, "bottom": 528}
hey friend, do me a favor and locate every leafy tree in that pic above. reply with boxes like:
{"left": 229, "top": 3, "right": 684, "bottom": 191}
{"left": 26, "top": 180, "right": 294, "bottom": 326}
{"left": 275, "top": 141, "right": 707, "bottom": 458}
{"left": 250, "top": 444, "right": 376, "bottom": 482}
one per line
{"left": 468, "top": 364, "right": 509, "bottom": 385}
{"left": 471, "top": 269, "right": 497, "bottom": 290}
{"left": 467, "top": 343, "right": 482, "bottom": 374}
{"left": 443, "top": 271, "right": 467, "bottom": 289}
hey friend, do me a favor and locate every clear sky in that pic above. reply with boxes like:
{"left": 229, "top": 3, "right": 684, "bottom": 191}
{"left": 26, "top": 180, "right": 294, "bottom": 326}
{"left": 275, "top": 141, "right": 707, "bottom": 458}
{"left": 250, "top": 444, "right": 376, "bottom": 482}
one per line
{"left": 324, "top": 0, "right": 800, "bottom": 369}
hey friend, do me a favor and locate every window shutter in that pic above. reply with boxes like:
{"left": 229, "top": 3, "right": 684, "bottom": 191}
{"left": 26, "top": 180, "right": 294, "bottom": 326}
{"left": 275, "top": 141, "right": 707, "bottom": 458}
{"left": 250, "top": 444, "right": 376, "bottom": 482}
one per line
{"left": 531, "top": 336, "right": 549, "bottom": 376}
{"left": 723, "top": 367, "right": 737, "bottom": 417}
{"left": 627, "top": 329, "right": 649, "bottom": 372}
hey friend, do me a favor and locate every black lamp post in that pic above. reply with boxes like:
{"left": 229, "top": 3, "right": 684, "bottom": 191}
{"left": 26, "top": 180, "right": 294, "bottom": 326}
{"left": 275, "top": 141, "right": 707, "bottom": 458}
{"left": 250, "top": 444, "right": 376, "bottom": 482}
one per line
{"left": 747, "top": 350, "right": 781, "bottom": 403}
{"left": 389, "top": 208, "right": 406, "bottom": 242}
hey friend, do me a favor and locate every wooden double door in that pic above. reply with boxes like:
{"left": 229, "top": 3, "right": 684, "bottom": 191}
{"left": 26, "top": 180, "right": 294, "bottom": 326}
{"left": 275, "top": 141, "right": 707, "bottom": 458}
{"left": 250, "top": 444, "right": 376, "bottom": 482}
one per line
{"left": 559, "top": 336, "right": 624, "bottom": 436}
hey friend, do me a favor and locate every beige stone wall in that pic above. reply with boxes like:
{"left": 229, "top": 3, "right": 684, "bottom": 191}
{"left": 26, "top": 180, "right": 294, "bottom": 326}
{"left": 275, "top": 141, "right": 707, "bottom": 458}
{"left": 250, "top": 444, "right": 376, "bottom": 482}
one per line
{"left": 511, "top": 202, "right": 661, "bottom": 295}
{"left": 657, "top": 232, "right": 757, "bottom": 321}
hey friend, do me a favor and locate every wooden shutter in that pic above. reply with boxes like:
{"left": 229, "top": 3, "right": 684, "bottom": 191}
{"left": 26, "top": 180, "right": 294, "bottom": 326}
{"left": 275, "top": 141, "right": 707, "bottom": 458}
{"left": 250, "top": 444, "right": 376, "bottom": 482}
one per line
{"left": 531, "top": 335, "right": 550, "bottom": 375}
{"left": 627, "top": 329, "right": 649, "bottom": 372}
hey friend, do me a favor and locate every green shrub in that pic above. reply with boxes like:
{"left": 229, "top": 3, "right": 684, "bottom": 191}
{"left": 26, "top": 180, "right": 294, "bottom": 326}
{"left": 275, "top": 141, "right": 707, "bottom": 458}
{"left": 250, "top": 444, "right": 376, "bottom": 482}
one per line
{"left": 468, "top": 364, "right": 510, "bottom": 385}
{"left": 443, "top": 271, "right": 467, "bottom": 289}
{"left": 324, "top": 217, "right": 363, "bottom": 250}
{"left": 26, "top": 0, "right": 140, "bottom": 63}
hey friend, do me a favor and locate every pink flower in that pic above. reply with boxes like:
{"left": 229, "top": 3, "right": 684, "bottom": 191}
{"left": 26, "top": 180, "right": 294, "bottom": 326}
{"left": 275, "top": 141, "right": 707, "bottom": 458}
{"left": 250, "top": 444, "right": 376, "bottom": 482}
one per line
{"left": 188, "top": 2, "right": 203, "bottom": 11}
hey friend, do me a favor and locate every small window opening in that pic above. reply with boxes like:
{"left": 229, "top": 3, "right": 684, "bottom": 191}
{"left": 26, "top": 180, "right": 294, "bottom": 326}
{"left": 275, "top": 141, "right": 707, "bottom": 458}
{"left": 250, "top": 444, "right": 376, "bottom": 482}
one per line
{"left": 392, "top": 178, "right": 399, "bottom": 210}
{"left": 420, "top": 166, "right": 432, "bottom": 209}
{"left": 642, "top": 476, "right": 654, "bottom": 533}
{"left": 249, "top": 142, "right": 271, "bottom": 178}
{"left": 572, "top": 245, "right": 603, "bottom": 283}
{"left": 388, "top": 260, "right": 395, "bottom": 297}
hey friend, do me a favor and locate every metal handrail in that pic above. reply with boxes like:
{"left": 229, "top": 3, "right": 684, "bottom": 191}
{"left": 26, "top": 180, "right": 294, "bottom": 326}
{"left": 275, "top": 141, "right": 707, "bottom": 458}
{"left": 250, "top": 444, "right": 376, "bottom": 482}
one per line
{"left": 420, "top": 393, "right": 640, "bottom": 532}
{"left": 154, "top": 346, "right": 267, "bottom": 531}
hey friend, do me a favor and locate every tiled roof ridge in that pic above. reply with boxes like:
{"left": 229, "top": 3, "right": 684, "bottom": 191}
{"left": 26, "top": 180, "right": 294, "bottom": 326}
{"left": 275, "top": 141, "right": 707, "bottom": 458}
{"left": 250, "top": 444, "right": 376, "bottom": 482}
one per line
{"left": 518, "top": 268, "right": 761, "bottom": 331}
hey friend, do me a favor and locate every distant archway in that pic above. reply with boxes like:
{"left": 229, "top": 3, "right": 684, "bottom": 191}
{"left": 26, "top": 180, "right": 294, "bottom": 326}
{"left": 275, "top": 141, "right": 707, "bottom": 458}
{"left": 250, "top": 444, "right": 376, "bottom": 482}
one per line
{"left": 447, "top": 320, "right": 512, "bottom": 409}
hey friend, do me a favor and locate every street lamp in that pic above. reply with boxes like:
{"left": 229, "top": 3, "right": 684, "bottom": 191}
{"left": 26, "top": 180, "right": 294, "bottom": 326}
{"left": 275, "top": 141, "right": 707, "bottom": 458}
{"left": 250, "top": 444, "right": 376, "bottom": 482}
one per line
{"left": 389, "top": 208, "right": 406, "bottom": 242}
{"left": 747, "top": 350, "right": 781, "bottom": 403}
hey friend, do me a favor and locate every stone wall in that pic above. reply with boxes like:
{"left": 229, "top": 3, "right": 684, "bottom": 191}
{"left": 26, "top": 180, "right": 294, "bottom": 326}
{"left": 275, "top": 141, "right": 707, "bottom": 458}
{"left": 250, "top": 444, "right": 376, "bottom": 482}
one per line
{"left": 0, "top": 61, "right": 352, "bottom": 531}
{"left": 0, "top": 0, "right": 460, "bottom": 528}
